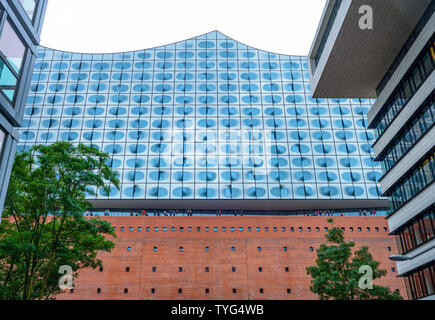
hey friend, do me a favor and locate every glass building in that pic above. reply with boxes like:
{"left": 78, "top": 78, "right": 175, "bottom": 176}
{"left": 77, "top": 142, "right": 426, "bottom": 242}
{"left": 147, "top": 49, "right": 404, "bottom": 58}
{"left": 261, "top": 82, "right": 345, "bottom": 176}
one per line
{"left": 18, "top": 31, "right": 387, "bottom": 211}
{"left": 0, "top": 0, "right": 47, "bottom": 215}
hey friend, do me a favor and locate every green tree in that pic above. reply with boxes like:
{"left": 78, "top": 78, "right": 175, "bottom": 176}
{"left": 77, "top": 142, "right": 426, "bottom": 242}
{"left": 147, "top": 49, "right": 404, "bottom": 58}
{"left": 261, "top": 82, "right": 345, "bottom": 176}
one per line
{"left": 0, "top": 142, "right": 120, "bottom": 300}
{"left": 306, "top": 218, "right": 402, "bottom": 300}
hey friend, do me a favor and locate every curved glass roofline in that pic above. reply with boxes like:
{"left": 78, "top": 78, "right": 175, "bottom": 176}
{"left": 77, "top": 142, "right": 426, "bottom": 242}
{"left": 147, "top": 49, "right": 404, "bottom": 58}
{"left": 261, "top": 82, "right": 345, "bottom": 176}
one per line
{"left": 38, "top": 30, "right": 305, "bottom": 58}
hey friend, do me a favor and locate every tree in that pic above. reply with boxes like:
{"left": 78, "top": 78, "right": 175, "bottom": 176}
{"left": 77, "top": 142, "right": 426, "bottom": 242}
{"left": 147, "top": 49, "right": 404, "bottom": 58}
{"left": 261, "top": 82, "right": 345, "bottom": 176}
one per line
{"left": 0, "top": 142, "right": 120, "bottom": 300}
{"left": 306, "top": 218, "right": 402, "bottom": 300}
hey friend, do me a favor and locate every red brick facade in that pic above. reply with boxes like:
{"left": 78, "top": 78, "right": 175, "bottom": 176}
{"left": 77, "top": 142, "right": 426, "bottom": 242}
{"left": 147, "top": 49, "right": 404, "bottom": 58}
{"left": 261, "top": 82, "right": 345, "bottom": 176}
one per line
{"left": 57, "top": 216, "right": 406, "bottom": 300}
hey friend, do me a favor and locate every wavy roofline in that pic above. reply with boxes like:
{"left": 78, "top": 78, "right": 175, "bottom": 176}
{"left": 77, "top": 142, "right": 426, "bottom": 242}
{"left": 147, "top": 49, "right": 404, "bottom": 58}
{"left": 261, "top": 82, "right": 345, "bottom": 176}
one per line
{"left": 38, "top": 29, "right": 306, "bottom": 58}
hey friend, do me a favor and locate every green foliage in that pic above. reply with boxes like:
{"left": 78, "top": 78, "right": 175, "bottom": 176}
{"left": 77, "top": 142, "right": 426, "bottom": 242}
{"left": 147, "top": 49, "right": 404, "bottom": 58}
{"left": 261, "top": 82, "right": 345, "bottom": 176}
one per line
{"left": 306, "top": 219, "right": 403, "bottom": 300}
{"left": 0, "top": 142, "right": 120, "bottom": 300}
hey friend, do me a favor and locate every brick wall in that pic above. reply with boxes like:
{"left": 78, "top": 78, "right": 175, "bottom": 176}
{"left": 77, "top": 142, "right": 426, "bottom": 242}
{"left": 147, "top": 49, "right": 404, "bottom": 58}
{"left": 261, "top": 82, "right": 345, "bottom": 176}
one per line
{"left": 57, "top": 216, "right": 407, "bottom": 300}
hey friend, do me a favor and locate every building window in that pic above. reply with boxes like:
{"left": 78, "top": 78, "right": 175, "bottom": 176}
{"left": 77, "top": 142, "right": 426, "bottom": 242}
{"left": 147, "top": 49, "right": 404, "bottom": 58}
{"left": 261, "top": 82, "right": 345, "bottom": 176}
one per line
{"left": 350, "top": 227, "right": 354, "bottom": 232}
{"left": 197, "top": 227, "right": 201, "bottom": 232}
{"left": 138, "top": 227, "right": 142, "bottom": 231}
{"left": 152, "top": 267, "right": 156, "bottom": 272}
{"left": 341, "top": 227, "right": 345, "bottom": 231}
{"left": 307, "top": 227, "right": 311, "bottom": 232}
{"left": 259, "top": 288, "right": 264, "bottom": 294}
{"left": 70, "top": 289, "right": 74, "bottom": 294}
{"left": 222, "top": 227, "right": 226, "bottom": 232}
{"left": 324, "top": 227, "right": 328, "bottom": 231}
{"left": 282, "top": 227, "right": 286, "bottom": 232}
{"left": 151, "top": 288, "right": 155, "bottom": 294}
{"left": 188, "top": 227, "right": 192, "bottom": 232}
{"left": 358, "top": 227, "right": 362, "bottom": 232}
{"left": 285, "top": 267, "right": 289, "bottom": 272}
{"left": 205, "top": 267, "right": 209, "bottom": 272}
{"left": 283, "top": 247, "right": 287, "bottom": 252}
{"left": 18, "top": 0, "right": 38, "bottom": 21}
{"left": 205, "top": 227, "right": 209, "bottom": 232}
{"left": 232, "top": 267, "right": 236, "bottom": 272}
{"left": 97, "top": 288, "right": 101, "bottom": 294}
{"left": 179, "top": 267, "right": 183, "bottom": 272}
{"left": 205, "top": 288, "right": 209, "bottom": 294}
{"left": 375, "top": 227, "right": 379, "bottom": 232}
{"left": 287, "top": 289, "right": 291, "bottom": 294}
{"left": 404, "top": 263, "right": 435, "bottom": 299}
{"left": 387, "top": 247, "right": 391, "bottom": 252}
{"left": 179, "top": 247, "right": 183, "bottom": 252}
{"left": 230, "top": 227, "right": 235, "bottom": 232}
{"left": 273, "top": 227, "right": 277, "bottom": 232}
{"left": 248, "top": 227, "right": 252, "bottom": 232}
{"left": 120, "top": 227, "right": 125, "bottom": 231}
{"left": 126, "top": 267, "right": 130, "bottom": 272}
{"left": 265, "top": 227, "right": 269, "bottom": 232}
{"left": 129, "top": 227, "right": 133, "bottom": 231}
{"left": 124, "top": 288, "right": 128, "bottom": 294}
{"left": 367, "top": 227, "right": 370, "bottom": 232}
{"left": 127, "top": 247, "right": 131, "bottom": 252}
{"left": 99, "top": 267, "right": 103, "bottom": 272}
{"left": 239, "top": 227, "right": 243, "bottom": 231}
{"left": 178, "top": 289, "right": 182, "bottom": 294}
{"left": 213, "top": 227, "right": 218, "bottom": 231}
{"left": 316, "top": 227, "right": 320, "bottom": 232}
{"left": 0, "top": 20, "right": 25, "bottom": 101}
{"left": 384, "top": 227, "right": 388, "bottom": 232}
{"left": 154, "top": 227, "right": 159, "bottom": 232}
{"left": 258, "top": 267, "right": 262, "bottom": 272}
{"left": 256, "top": 227, "right": 260, "bottom": 232}
{"left": 171, "top": 227, "right": 175, "bottom": 231}
{"left": 163, "top": 227, "right": 167, "bottom": 232}
{"left": 257, "top": 247, "right": 261, "bottom": 252}
{"left": 309, "top": 247, "right": 314, "bottom": 252}
{"left": 231, "top": 247, "right": 235, "bottom": 252}
{"left": 232, "top": 289, "right": 237, "bottom": 294}
{"left": 392, "top": 267, "right": 396, "bottom": 272}
{"left": 146, "top": 227, "right": 150, "bottom": 231}
{"left": 290, "top": 227, "right": 294, "bottom": 232}
{"left": 153, "top": 247, "right": 157, "bottom": 252}
{"left": 205, "top": 246, "right": 209, "bottom": 252}
{"left": 180, "top": 227, "right": 184, "bottom": 232}
{"left": 298, "top": 227, "right": 302, "bottom": 232}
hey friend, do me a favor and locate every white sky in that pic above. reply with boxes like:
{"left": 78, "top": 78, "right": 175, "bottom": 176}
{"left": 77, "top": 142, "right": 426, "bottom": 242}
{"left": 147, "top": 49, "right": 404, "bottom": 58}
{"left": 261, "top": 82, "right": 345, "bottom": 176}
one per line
{"left": 40, "top": 0, "right": 327, "bottom": 56}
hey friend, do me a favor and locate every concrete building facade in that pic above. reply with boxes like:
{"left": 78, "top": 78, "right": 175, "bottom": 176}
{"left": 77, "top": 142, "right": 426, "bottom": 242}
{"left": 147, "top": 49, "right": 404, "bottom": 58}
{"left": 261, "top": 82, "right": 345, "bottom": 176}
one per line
{"left": 0, "top": 0, "right": 47, "bottom": 214}
{"left": 308, "top": 0, "right": 435, "bottom": 300}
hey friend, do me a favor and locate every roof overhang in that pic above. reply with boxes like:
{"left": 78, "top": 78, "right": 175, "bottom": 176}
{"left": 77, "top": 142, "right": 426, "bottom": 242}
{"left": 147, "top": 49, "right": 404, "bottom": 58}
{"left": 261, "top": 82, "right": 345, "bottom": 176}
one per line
{"left": 308, "top": 0, "right": 431, "bottom": 98}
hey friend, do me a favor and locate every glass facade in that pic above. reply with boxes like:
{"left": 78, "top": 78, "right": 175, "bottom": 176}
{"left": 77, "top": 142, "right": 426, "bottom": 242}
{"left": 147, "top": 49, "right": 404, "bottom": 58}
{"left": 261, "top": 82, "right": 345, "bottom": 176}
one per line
{"left": 371, "top": 35, "right": 435, "bottom": 138}
{"left": 18, "top": 0, "right": 38, "bottom": 22}
{"left": 388, "top": 150, "right": 435, "bottom": 212}
{"left": 19, "top": 31, "right": 384, "bottom": 201}
{"left": 404, "top": 262, "right": 435, "bottom": 300}
{"left": 0, "top": 19, "right": 26, "bottom": 101}
{"left": 395, "top": 206, "right": 435, "bottom": 254}
{"left": 380, "top": 93, "right": 434, "bottom": 173}
{"left": 0, "top": 126, "right": 5, "bottom": 161}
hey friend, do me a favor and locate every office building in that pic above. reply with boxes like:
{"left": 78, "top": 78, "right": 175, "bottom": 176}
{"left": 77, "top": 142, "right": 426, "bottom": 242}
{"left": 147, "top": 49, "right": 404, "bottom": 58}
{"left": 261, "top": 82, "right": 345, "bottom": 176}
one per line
{"left": 0, "top": 0, "right": 47, "bottom": 214}
{"left": 308, "top": 0, "right": 434, "bottom": 300}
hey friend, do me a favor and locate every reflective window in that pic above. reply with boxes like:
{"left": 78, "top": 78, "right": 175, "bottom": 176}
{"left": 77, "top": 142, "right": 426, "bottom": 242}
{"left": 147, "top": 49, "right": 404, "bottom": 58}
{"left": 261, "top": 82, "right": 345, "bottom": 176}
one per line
{"left": 404, "top": 263, "right": 435, "bottom": 300}
{"left": 0, "top": 20, "right": 26, "bottom": 73}
{"left": 373, "top": 35, "right": 435, "bottom": 138}
{"left": 19, "top": 0, "right": 37, "bottom": 21}
{"left": 0, "top": 20, "right": 26, "bottom": 101}
{"left": 0, "top": 127, "right": 5, "bottom": 161}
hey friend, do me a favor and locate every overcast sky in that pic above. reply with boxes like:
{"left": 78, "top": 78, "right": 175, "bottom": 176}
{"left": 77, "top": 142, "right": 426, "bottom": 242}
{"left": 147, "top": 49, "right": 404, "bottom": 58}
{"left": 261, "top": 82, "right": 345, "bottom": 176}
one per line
{"left": 40, "top": 0, "right": 327, "bottom": 56}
